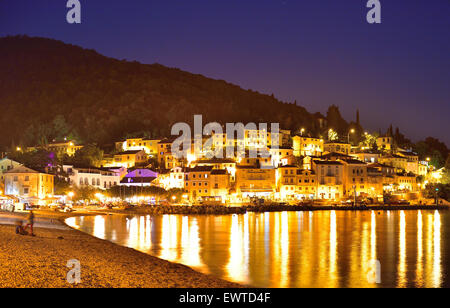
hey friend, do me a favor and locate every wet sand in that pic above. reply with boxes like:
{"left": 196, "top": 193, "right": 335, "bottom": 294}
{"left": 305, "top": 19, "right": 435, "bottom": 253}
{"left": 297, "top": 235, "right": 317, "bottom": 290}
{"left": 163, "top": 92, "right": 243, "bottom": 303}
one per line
{"left": 0, "top": 211, "right": 242, "bottom": 288}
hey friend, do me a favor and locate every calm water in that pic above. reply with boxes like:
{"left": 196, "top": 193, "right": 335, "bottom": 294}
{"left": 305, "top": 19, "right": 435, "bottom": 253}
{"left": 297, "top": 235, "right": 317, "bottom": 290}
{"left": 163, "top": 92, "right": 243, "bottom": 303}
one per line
{"left": 66, "top": 210, "right": 450, "bottom": 288}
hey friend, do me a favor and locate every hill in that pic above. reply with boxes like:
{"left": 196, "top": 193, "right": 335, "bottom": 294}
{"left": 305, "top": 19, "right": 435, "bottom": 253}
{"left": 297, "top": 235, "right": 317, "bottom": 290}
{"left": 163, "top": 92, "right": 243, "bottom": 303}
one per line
{"left": 0, "top": 36, "right": 328, "bottom": 149}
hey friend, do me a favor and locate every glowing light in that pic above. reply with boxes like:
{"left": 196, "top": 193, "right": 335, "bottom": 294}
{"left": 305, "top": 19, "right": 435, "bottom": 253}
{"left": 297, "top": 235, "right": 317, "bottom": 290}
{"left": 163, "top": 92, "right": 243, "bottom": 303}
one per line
{"left": 398, "top": 211, "right": 406, "bottom": 287}
{"left": 67, "top": 192, "right": 75, "bottom": 198}
{"left": 95, "top": 193, "right": 104, "bottom": 200}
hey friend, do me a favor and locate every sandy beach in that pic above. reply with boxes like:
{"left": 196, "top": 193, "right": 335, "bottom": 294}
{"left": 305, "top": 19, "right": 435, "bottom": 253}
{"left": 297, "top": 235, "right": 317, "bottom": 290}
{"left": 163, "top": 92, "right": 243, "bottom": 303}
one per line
{"left": 0, "top": 211, "right": 242, "bottom": 288}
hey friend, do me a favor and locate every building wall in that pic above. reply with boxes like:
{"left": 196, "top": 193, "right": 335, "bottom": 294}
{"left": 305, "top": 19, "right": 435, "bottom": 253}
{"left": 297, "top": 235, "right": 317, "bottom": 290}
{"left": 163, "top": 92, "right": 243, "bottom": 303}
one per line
{"left": 235, "top": 167, "right": 276, "bottom": 198}
{"left": 0, "top": 159, "right": 22, "bottom": 184}
{"left": 185, "top": 170, "right": 212, "bottom": 201}
{"left": 64, "top": 166, "right": 120, "bottom": 190}
{"left": 342, "top": 163, "right": 368, "bottom": 197}
{"left": 293, "top": 136, "right": 324, "bottom": 157}
{"left": 324, "top": 143, "right": 351, "bottom": 155}
{"left": 313, "top": 162, "right": 344, "bottom": 200}
{"left": 376, "top": 137, "right": 393, "bottom": 151}
{"left": 123, "top": 138, "right": 160, "bottom": 156}
{"left": 5, "top": 172, "right": 54, "bottom": 199}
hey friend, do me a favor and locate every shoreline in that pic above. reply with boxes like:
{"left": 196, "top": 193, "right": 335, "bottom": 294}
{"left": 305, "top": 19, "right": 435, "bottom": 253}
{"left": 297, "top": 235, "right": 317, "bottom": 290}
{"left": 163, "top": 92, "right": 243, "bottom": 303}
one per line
{"left": 0, "top": 204, "right": 447, "bottom": 288}
{"left": 82, "top": 204, "right": 449, "bottom": 216}
{"left": 0, "top": 210, "right": 243, "bottom": 288}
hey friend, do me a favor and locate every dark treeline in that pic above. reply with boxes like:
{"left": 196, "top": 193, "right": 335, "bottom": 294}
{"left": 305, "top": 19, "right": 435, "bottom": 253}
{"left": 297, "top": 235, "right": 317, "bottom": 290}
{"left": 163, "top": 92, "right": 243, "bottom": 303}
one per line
{"left": 0, "top": 36, "right": 323, "bottom": 148}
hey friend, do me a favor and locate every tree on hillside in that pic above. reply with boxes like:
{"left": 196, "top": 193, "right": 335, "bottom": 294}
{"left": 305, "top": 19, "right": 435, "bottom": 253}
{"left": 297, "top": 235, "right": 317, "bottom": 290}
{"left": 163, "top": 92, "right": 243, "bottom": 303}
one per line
{"left": 69, "top": 144, "right": 104, "bottom": 167}
{"left": 326, "top": 105, "right": 348, "bottom": 135}
{"left": 414, "top": 137, "right": 449, "bottom": 168}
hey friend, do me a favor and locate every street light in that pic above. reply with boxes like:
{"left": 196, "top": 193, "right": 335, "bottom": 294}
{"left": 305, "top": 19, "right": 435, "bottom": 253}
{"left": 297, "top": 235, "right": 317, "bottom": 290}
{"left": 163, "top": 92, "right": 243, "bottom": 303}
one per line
{"left": 300, "top": 128, "right": 305, "bottom": 136}
{"left": 348, "top": 129, "right": 355, "bottom": 143}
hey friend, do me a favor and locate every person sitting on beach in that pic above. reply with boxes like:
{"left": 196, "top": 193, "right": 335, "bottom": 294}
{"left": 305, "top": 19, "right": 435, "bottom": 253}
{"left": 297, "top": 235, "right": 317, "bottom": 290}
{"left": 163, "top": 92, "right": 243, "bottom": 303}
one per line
{"left": 15, "top": 220, "right": 28, "bottom": 236}
{"left": 23, "top": 210, "right": 35, "bottom": 236}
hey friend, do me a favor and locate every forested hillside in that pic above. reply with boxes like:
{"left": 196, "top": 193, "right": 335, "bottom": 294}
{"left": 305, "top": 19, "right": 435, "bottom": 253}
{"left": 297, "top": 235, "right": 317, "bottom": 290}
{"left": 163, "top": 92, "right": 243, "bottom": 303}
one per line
{"left": 0, "top": 36, "right": 325, "bottom": 148}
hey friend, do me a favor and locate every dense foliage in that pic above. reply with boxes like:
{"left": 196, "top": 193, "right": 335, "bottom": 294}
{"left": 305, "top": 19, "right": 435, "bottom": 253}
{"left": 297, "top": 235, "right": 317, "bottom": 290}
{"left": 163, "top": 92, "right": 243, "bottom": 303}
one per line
{"left": 0, "top": 36, "right": 322, "bottom": 149}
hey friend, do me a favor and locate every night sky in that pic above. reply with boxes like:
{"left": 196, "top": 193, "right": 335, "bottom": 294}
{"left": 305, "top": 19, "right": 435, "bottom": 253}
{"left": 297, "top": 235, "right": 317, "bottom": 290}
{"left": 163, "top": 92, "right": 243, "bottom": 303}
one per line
{"left": 1, "top": 0, "right": 449, "bottom": 146}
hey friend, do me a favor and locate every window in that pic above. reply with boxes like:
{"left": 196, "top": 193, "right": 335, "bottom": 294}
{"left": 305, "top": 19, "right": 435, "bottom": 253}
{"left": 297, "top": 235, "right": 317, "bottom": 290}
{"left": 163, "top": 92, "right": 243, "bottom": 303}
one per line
{"left": 23, "top": 187, "right": 29, "bottom": 194}
{"left": 25, "top": 176, "right": 29, "bottom": 181}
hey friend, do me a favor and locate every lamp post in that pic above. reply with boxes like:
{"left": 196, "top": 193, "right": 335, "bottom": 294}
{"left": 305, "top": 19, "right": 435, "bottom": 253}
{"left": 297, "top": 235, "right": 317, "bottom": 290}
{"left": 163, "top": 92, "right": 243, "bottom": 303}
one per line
{"left": 348, "top": 129, "right": 355, "bottom": 144}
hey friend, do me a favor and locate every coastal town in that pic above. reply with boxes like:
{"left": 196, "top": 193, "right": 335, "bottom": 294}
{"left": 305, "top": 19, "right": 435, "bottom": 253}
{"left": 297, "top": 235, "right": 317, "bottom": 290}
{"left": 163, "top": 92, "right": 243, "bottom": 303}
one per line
{"left": 1, "top": 120, "right": 447, "bottom": 211}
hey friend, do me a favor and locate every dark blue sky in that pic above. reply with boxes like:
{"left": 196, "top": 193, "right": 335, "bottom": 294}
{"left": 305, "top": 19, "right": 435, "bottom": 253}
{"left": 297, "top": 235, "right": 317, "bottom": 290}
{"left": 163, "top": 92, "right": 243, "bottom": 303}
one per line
{"left": 1, "top": 0, "right": 449, "bottom": 146}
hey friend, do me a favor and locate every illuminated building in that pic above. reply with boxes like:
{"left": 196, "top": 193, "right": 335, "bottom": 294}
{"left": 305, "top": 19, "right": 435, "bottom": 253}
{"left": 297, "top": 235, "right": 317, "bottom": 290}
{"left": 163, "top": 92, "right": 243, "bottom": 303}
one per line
{"left": 117, "top": 138, "right": 161, "bottom": 157}
{"left": 191, "top": 158, "right": 236, "bottom": 180}
{"left": 277, "top": 165, "right": 298, "bottom": 201}
{"left": 209, "top": 169, "right": 230, "bottom": 203}
{"left": 120, "top": 169, "right": 158, "bottom": 187}
{"left": 312, "top": 160, "right": 344, "bottom": 200}
{"left": 244, "top": 128, "right": 284, "bottom": 149}
{"left": 376, "top": 135, "right": 394, "bottom": 152}
{"left": 104, "top": 150, "right": 148, "bottom": 168}
{"left": 394, "top": 173, "right": 417, "bottom": 192}
{"left": 269, "top": 146, "right": 294, "bottom": 168}
{"left": 153, "top": 169, "right": 184, "bottom": 190}
{"left": 0, "top": 158, "right": 22, "bottom": 189}
{"left": 296, "top": 169, "right": 317, "bottom": 200}
{"left": 324, "top": 142, "right": 351, "bottom": 155}
{"left": 62, "top": 165, "right": 120, "bottom": 190}
{"left": 397, "top": 151, "right": 420, "bottom": 175}
{"left": 292, "top": 136, "right": 324, "bottom": 157}
{"left": 351, "top": 152, "right": 380, "bottom": 164}
{"left": 379, "top": 154, "right": 408, "bottom": 173}
{"left": 157, "top": 138, "right": 176, "bottom": 167}
{"left": 235, "top": 166, "right": 276, "bottom": 200}
{"left": 418, "top": 163, "right": 428, "bottom": 176}
{"left": 46, "top": 141, "right": 83, "bottom": 157}
{"left": 184, "top": 166, "right": 220, "bottom": 202}
{"left": 4, "top": 165, "right": 54, "bottom": 201}
{"left": 341, "top": 159, "right": 369, "bottom": 197}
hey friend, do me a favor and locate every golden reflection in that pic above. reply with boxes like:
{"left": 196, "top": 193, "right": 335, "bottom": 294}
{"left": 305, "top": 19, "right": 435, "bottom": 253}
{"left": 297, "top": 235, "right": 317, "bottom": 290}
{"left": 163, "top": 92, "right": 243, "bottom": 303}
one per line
{"left": 93, "top": 215, "right": 105, "bottom": 239}
{"left": 361, "top": 214, "right": 370, "bottom": 287}
{"left": 416, "top": 211, "right": 423, "bottom": 287}
{"left": 280, "top": 212, "right": 289, "bottom": 287}
{"left": 160, "top": 215, "right": 179, "bottom": 261}
{"left": 432, "top": 211, "right": 441, "bottom": 287}
{"left": 397, "top": 211, "right": 406, "bottom": 287}
{"left": 226, "top": 214, "right": 248, "bottom": 284}
{"left": 180, "top": 216, "right": 202, "bottom": 268}
{"left": 425, "top": 213, "right": 433, "bottom": 287}
{"left": 69, "top": 210, "right": 449, "bottom": 288}
{"left": 370, "top": 211, "right": 376, "bottom": 262}
{"left": 127, "top": 216, "right": 138, "bottom": 248}
{"left": 329, "top": 210, "right": 337, "bottom": 287}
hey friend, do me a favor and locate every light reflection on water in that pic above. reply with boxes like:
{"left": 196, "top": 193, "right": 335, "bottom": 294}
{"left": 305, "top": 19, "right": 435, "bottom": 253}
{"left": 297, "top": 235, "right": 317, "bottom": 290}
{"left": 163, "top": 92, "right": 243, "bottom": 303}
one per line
{"left": 65, "top": 210, "right": 448, "bottom": 288}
